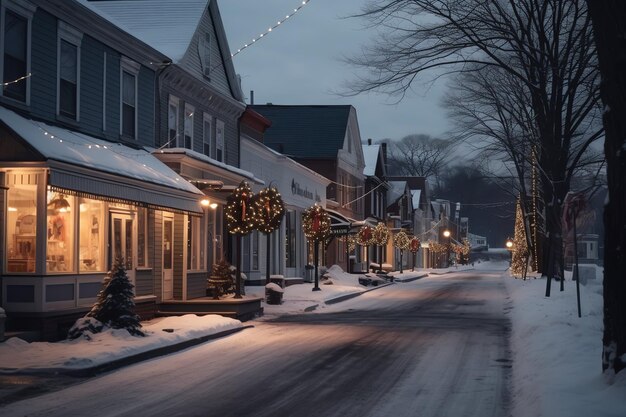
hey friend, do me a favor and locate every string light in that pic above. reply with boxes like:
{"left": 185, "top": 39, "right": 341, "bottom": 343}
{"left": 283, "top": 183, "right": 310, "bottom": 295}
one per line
{"left": 372, "top": 222, "right": 389, "bottom": 246}
{"left": 511, "top": 198, "right": 529, "bottom": 277}
{"left": 225, "top": 181, "right": 256, "bottom": 235}
{"left": 252, "top": 186, "right": 285, "bottom": 234}
{"left": 2, "top": 73, "right": 31, "bottom": 86}
{"left": 231, "top": 0, "right": 312, "bottom": 58}
{"left": 393, "top": 229, "right": 410, "bottom": 251}
{"left": 302, "top": 204, "right": 330, "bottom": 241}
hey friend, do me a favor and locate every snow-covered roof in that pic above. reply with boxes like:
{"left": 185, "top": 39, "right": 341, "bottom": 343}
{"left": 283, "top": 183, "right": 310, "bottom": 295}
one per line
{"left": 362, "top": 144, "right": 380, "bottom": 177}
{"left": 412, "top": 190, "right": 422, "bottom": 210}
{"left": 155, "top": 148, "right": 264, "bottom": 185}
{"left": 80, "top": 0, "right": 207, "bottom": 62}
{"left": 0, "top": 106, "right": 202, "bottom": 195}
{"left": 388, "top": 180, "right": 407, "bottom": 203}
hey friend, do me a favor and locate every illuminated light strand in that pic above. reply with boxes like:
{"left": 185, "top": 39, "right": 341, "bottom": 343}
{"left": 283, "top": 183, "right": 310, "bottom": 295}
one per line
{"left": 2, "top": 73, "right": 31, "bottom": 86}
{"left": 230, "top": 0, "right": 312, "bottom": 58}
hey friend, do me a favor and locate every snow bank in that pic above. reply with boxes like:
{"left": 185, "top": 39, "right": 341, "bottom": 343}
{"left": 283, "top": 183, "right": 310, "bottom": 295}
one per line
{"left": 0, "top": 314, "right": 241, "bottom": 373}
{"left": 505, "top": 268, "right": 626, "bottom": 417}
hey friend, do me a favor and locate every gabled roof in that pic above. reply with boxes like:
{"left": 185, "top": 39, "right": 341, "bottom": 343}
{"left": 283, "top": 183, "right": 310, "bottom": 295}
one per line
{"left": 388, "top": 180, "right": 408, "bottom": 204}
{"left": 83, "top": 0, "right": 206, "bottom": 62}
{"left": 362, "top": 144, "right": 381, "bottom": 177}
{"left": 251, "top": 105, "right": 353, "bottom": 159}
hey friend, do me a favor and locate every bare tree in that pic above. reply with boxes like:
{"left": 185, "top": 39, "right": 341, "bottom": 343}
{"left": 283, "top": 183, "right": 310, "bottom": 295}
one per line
{"left": 586, "top": 0, "right": 626, "bottom": 376}
{"left": 445, "top": 64, "right": 604, "bottom": 275}
{"left": 346, "top": 0, "right": 603, "bottom": 286}
{"left": 387, "top": 134, "right": 454, "bottom": 184}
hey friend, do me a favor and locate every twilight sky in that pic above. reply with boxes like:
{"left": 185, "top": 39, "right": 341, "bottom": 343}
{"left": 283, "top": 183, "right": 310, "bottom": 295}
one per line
{"left": 219, "top": 0, "right": 450, "bottom": 142}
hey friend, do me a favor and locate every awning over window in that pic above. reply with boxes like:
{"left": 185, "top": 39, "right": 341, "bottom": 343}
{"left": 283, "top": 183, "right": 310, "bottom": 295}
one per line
{"left": 0, "top": 106, "right": 204, "bottom": 214}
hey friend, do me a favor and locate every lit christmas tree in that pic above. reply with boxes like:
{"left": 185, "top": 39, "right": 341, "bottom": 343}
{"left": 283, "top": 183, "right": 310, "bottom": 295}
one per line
{"left": 511, "top": 199, "right": 529, "bottom": 277}
{"left": 87, "top": 257, "right": 144, "bottom": 336}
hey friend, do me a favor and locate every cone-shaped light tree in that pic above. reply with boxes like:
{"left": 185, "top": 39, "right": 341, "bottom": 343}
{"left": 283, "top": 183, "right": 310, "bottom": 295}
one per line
{"left": 252, "top": 186, "right": 285, "bottom": 285}
{"left": 225, "top": 181, "right": 255, "bottom": 298}
{"left": 393, "top": 229, "right": 410, "bottom": 273}
{"left": 302, "top": 204, "right": 331, "bottom": 291}
{"left": 511, "top": 199, "right": 529, "bottom": 278}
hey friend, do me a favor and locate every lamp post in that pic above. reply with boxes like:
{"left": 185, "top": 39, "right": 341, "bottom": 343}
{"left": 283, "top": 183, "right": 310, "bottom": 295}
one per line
{"left": 506, "top": 239, "right": 514, "bottom": 267}
{"left": 443, "top": 229, "right": 451, "bottom": 267}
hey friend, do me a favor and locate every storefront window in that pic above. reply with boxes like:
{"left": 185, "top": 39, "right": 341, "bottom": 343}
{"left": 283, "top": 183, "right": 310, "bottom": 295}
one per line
{"left": 6, "top": 174, "right": 38, "bottom": 273}
{"left": 137, "top": 207, "right": 147, "bottom": 267}
{"left": 187, "top": 215, "right": 203, "bottom": 270}
{"left": 78, "top": 198, "right": 104, "bottom": 272}
{"left": 46, "top": 191, "right": 74, "bottom": 273}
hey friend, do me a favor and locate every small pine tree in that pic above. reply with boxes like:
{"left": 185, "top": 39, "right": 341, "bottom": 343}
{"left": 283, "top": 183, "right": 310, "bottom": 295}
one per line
{"left": 208, "top": 259, "right": 235, "bottom": 295}
{"left": 88, "top": 257, "right": 144, "bottom": 336}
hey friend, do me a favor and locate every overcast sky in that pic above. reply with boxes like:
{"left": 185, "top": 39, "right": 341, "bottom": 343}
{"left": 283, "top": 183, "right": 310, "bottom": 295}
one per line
{"left": 219, "top": 0, "right": 450, "bottom": 142}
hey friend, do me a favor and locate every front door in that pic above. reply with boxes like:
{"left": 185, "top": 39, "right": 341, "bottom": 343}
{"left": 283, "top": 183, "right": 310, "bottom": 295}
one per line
{"left": 163, "top": 216, "right": 174, "bottom": 300}
{"left": 111, "top": 212, "right": 135, "bottom": 284}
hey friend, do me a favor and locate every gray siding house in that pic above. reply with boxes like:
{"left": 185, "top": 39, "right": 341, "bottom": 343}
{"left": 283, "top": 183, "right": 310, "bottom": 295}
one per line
{"left": 86, "top": 1, "right": 263, "bottom": 320}
{"left": 0, "top": 0, "right": 209, "bottom": 341}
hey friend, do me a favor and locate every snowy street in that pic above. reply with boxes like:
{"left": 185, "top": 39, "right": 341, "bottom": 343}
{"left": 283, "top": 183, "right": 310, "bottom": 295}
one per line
{"left": 0, "top": 269, "right": 511, "bottom": 417}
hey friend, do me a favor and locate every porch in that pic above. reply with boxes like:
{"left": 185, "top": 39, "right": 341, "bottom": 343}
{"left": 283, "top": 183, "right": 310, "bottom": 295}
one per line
{"left": 157, "top": 297, "right": 263, "bottom": 322}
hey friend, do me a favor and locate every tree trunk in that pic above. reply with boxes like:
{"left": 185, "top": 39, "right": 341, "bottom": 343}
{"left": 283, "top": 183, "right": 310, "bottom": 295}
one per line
{"left": 586, "top": 0, "right": 626, "bottom": 375}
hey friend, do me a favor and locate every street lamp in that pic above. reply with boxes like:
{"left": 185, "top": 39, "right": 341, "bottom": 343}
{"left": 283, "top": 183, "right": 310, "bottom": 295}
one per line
{"left": 443, "top": 230, "right": 451, "bottom": 267}
{"left": 505, "top": 239, "right": 514, "bottom": 267}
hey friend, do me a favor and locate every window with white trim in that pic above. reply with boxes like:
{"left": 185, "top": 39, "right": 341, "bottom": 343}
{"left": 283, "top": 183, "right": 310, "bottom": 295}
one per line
{"left": 1, "top": 1, "right": 35, "bottom": 103}
{"left": 168, "top": 95, "right": 179, "bottom": 147}
{"left": 57, "top": 22, "right": 82, "bottom": 120}
{"left": 202, "top": 113, "right": 212, "bottom": 157}
{"left": 120, "top": 57, "right": 139, "bottom": 139}
{"left": 187, "top": 215, "right": 204, "bottom": 271}
{"left": 216, "top": 119, "right": 224, "bottom": 162}
{"left": 184, "top": 103, "right": 194, "bottom": 150}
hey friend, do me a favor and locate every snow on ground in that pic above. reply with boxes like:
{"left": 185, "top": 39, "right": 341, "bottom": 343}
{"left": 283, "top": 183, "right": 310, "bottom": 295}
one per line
{"left": 1, "top": 262, "right": 625, "bottom": 417}
{"left": 505, "top": 264, "right": 626, "bottom": 417}
{"left": 0, "top": 315, "right": 241, "bottom": 373}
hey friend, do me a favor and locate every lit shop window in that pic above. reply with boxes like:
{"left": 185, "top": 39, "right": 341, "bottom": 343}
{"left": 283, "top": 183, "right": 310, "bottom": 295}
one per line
{"left": 46, "top": 191, "right": 75, "bottom": 273}
{"left": 137, "top": 207, "right": 147, "bottom": 267}
{"left": 6, "top": 175, "right": 38, "bottom": 273}
{"left": 187, "top": 215, "right": 204, "bottom": 271}
{"left": 78, "top": 198, "right": 104, "bottom": 272}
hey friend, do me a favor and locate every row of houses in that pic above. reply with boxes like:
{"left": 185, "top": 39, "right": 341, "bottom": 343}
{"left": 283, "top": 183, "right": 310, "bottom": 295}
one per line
{"left": 0, "top": 0, "right": 458, "bottom": 341}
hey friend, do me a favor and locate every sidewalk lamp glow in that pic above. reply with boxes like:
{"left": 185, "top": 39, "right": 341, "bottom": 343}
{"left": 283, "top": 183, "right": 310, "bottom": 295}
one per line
{"left": 506, "top": 239, "right": 513, "bottom": 250}
{"left": 443, "top": 230, "right": 451, "bottom": 267}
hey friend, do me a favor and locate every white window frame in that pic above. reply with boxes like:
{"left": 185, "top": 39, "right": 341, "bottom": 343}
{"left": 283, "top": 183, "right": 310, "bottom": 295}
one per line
{"left": 120, "top": 56, "right": 140, "bottom": 139}
{"left": 0, "top": 0, "right": 35, "bottom": 105}
{"left": 56, "top": 21, "right": 82, "bottom": 121}
{"left": 202, "top": 112, "right": 212, "bottom": 157}
{"left": 216, "top": 119, "right": 225, "bottom": 162}
{"left": 168, "top": 95, "right": 180, "bottom": 147}
{"left": 184, "top": 103, "right": 194, "bottom": 150}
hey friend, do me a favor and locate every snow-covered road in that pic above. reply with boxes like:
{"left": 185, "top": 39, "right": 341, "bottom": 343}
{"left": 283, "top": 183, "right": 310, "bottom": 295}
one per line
{"left": 1, "top": 270, "right": 512, "bottom": 417}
